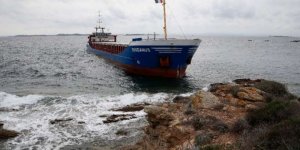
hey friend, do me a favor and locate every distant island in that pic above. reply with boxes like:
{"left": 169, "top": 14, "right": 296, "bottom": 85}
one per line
{"left": 269, "top": 35, "right": 291, "bottom": 38}
{"left": 15, "top": 33, "right": 89, "bottom": 37}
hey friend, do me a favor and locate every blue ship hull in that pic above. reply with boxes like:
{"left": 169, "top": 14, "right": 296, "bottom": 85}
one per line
{"left": 87, "top": 39, "right": 201, "bottom": 78}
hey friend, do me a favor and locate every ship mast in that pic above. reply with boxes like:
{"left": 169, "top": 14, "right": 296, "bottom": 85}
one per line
{"left": 96, "top": 11, "right": 104, "bottom": 34}
{"left": 162, "top": 0, "right": 167, "bottom": 40}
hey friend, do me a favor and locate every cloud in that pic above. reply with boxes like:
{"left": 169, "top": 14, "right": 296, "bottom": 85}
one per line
{"left": 0, "top": 0, "right": 299, "bottom": 36}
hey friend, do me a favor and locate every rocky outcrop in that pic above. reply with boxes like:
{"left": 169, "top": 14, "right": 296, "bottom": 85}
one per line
{"left": 112, "top": 103, "right": 150, "bottom": 112}
{"left": 123, "top": 79, "right": 287, "bottom": 150}
{"left": 172, "top": 96, "right": 191, "bottom": 103}
{"left": 236, "top": 87, "right": 265, "bottom": 102}
{"left": 190, "top": 91, "right": 221, "bottom": 109}
{"left": 103, "top": 114, "right": 137, "bottom": 124}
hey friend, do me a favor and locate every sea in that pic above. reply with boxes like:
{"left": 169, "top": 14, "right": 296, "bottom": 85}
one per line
{"left": 0, "top": 35, "right": 299, "bottom": 149}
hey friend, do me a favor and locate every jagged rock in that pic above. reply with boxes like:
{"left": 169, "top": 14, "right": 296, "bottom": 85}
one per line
{"left": 237, "top": 87, "right": 265, "bottom": 102}
{"left": 50, "top": 118, "right": 73, "bottom": 124}
{"left": 226, "top": 97, "right": 247, "bottom": 107}
{"left": 209, "top": 83, "right": 226, "bottom": 92}
{"left": 211, "top": 83, "right": 237, "bottom": 97}
{"left": 190, "top": 91, "right": 221, "bottom": 109}
{"left": 103, "top": 114, "right": 136, "bottom": 124}
{"left": 144, "top": 106, "right": 175, "bottom": 127}
{"left": 173, "top": 96, "right": 191, "bottom": 103}
{"left": 112, "top": 103, "right": 150, "bottom": 112}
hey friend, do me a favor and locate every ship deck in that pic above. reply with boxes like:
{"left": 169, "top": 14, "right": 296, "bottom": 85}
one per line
{"left": 92, "top": 41, "right": 129, "bottom": 46}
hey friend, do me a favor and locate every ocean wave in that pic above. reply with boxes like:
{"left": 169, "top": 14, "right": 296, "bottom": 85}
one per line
{"left": 0, "top": 91, "right": 172, "bottom": 150}
{"left": 0, "top": 91, "right": 45, "bottom": 108}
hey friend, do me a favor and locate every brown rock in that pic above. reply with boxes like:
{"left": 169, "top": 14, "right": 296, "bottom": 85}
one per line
{"left": 209, "top": 83, "right": 226, "bottom": 92}
{"left": 237, "top": 87, "right": 265, "bottom": 102}
{"left": 144, "top": 106, "right": 175, "bottom": 127}
{"left": 103, "top": 114, "right": 136, "bottom": 124}
{"left": 0, "top": 129, "right": 19, "bottom": 139}
{"left": 237, "top": 99, "right": 247, "bottom": 107}
{"left": 173, "top": 96, "right": 191, "bottom": 103}
{"left": 112, "top": 103, "right": 150, "bottom": 112}
{"left": 190, "top": 91, "right": 221, "bottom": 109}
{"left": 245, "top": 104, "right": 259, "bottom": 111}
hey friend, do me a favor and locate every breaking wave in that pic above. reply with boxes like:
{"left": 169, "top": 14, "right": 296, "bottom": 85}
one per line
{"left": 0, "top": 91, "right": 171, "bottom": 150}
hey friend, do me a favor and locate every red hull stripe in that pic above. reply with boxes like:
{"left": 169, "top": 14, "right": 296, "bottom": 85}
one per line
{"left": 90, "top": 43, "right": 126, "bottom": 54}
{"left": 108, "top": 59, "right": 186, "bottom": 78}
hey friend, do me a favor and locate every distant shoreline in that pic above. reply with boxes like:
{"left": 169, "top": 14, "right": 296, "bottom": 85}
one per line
{"left": 14, "top": 34, "right": 89, "bottom": 37}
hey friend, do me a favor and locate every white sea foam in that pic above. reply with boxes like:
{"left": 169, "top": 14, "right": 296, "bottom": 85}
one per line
{"left": 0, "top": 91, "right": 45, "bottom": 107}
{"left": 202, "top": 84, "right": 211, "bottom": 92}
{"left": 0, "top": 92, "right": 171, "bottom": 150}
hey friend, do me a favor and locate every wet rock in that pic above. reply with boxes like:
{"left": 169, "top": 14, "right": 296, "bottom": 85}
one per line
{"left": 0, "top": 108, "right": 19, "bottom": 112}
{"left": 77, "top": 121, "right": 85, "bottom": 124}
{"left": 173, "top": 96, "right": 191, "bottom": 103}
{"left": 50, "top": 118, "right": 73, "bottom": 124}
{"left": 210, "top": 83, "right": 236, "bottom": 97}
{"left": 0, "top": 123, "right": 19, "bottom": 139}
{"left": 190, "top": 91, "right": 221, "bottom": 109}
{"left": 99, "top": 115, "right": 108, "bottom": 118}
{"left": 0, "top": 129, "right": 20, "bottom": 139}
{"left": 116, "top": 129, "right": 129, "bottom": 136}
{"left": 112, "top": 103, "right": 150, "bottom": 112}
{"left": 103, "top": 114, "right": 137, "bottom": 124}
{"left": 237, "top": 87, "right": 265, "bottom": 102}
{"left": 209, "top": 83, "right": 226, "bottom": 92}
{"left": 233, "top": 79, "right": 261, "bottom": 85}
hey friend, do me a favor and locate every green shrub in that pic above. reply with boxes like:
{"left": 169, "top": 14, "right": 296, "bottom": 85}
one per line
{"left": 257, "top": 118, "right": 300, "bottom": 150}
{"left": 200, "top": 144, "right": 234, "bottom": 150}
{"left": 232, "top": 118, "right": 250, "bottom": 133}
{"left": 212, "top": 120, "right": 229, "bottom": 133}
{"left": 192, "top": 116, "right": 205, "bottom": 130}
{"left": 237, "top": 125, "right": 270, "bottom": 150}
{"left": 194, "top": 133, "right": 213, "bottom": 147}
{"left": 230, "top": 85, "right": 240, "bottom": 98}
{"left": 246, "top": 101, "right": 291, "bottom": 126}
{"left": 185, "top": 103, "right": 196, "bottom": 115}
{"left": 200, "top": 144, "right": 223, "bottom": 150}
{"left": 254, "top": 80, "right": 287, "bottom": 96}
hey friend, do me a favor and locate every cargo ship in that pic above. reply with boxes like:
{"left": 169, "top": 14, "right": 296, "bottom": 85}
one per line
{"left": 87, "top": 0, "right": 201, "bottom": 78}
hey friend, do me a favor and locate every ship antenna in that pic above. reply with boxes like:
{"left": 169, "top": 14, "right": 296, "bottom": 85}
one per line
{"left": 96, "top": 11, "right": 103, "bottom": 33}
{"left": 162, "top": 0, "right": 167, "bottom": 40}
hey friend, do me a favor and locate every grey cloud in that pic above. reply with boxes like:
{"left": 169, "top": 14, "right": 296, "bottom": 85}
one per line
{"left": 212, "top": 0, "right": 255, "bottom": 19}
{"left": 0, "top": 0, "right": 299, "bottom": 36}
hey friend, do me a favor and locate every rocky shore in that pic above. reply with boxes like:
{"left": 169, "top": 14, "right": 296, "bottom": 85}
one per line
{"left": 121, "top": 79, "right": 300, "bottom": 150}
{"left": 1, "top": 79, "right": 299, "bottom": 150}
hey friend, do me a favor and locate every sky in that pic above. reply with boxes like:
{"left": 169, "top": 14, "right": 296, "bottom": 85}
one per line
{"left": 0, "top": 0, "right": 299, "bottom": 36}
